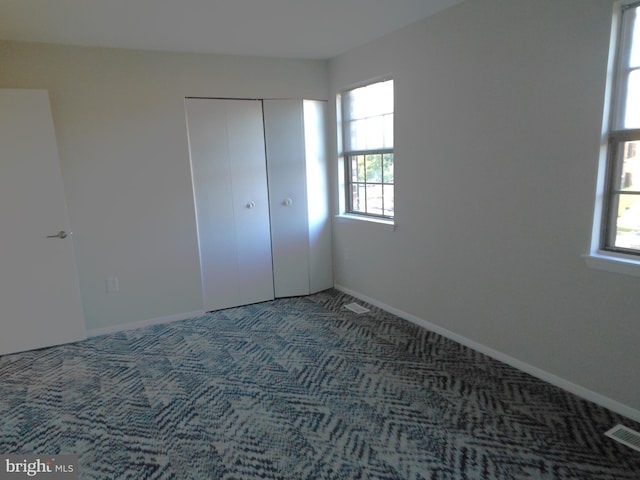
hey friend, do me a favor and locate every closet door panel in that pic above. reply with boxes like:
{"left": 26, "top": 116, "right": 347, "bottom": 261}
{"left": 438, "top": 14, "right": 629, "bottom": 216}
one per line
{"left": 226, "top": 101, "right": 274, "bottom": 304}
{"left": 303, "top": 100, "right": 333, "bottom": 293}
{"left": 264, "top": 100, "right": 311, "bottom": 297}
{"left": 186, "top": 98, "right": 273, "bottom": 311}
{"left": 186, "top": 98, "right": 239, "bottom": 310}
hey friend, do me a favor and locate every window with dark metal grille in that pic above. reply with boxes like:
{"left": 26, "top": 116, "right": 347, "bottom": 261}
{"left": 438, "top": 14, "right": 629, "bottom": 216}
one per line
{"left": 602, "top": 2, "right": 640, "bottom": 254}
{"left": 341, "top": 79, "right": 394, "bottom": 219}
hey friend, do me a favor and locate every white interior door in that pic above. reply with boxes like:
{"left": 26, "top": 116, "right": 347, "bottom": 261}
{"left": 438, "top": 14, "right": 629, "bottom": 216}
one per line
{"left": 186, "top": 98, "right": 274, "bottom": 311}
{"left": 0, "top": 89, "right": 86, "bottom": 356}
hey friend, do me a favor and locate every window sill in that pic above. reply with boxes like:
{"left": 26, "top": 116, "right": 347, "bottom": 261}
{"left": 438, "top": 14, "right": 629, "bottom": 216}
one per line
{"left": 584, "top": 251, "right": 640, "bottom": 278}
{"left": 334, "top": 214, "right": 395, "bottom": 231}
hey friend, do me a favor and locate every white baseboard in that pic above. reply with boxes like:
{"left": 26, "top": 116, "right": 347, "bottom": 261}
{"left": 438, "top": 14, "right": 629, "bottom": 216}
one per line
{"left": 88, "top": 310, "right": 206, "bottom": 337}
{"left": 334, "top": 284, "right": 640, "bottom": 424}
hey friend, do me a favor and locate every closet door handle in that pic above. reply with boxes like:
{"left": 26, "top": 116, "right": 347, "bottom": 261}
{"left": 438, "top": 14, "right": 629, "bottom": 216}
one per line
{"left": 282, "top": 198, "right": 293, "bottom": 206}
{"left": 246, "top": 201, "right": 256, "bottom": 209}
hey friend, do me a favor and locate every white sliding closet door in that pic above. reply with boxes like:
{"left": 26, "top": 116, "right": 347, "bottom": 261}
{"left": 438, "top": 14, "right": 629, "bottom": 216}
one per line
{"left": 186, "top": 99, "right": 274, "bottom": 311}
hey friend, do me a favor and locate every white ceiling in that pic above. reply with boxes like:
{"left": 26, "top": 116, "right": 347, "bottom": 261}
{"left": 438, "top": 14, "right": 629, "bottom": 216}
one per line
{"left": 0, "top": 0, "right": 464, "bottom": 59}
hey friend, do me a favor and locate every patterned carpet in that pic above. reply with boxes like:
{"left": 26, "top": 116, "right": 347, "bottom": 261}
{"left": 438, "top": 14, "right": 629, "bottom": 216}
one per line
{"left": 1, "top": 289, "right": 639, "bottom": 479}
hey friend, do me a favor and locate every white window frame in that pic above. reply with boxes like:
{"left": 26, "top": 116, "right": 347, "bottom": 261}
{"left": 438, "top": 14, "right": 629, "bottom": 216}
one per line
{"left": 338, "top": 77, "right": 395, "bottom": 224}
{"left": 587, "top": 1, "right": 640, "bottom": 277}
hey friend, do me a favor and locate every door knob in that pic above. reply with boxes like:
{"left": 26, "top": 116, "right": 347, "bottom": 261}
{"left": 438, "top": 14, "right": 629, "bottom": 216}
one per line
{"left": 246, "top": 201, "right": 256, "bottom": 209}
{"left": 283, "top": 198, "right": 293, "bottom": 206}
{"left": 46, "top": 230, "right": 68, "bottom": 239}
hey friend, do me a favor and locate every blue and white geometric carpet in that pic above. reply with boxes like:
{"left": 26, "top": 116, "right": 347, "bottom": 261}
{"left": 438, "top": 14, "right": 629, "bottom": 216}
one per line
{"left": 1, "top": 289, "right": 639, "bottom": 479}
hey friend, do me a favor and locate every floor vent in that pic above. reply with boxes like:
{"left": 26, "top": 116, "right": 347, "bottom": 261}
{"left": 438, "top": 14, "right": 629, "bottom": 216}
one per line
{"left": 605, "top": 424, "right": 640, "bottom": 452}
{"left": 344, "top": 302, "right": 370, "bottom": 314}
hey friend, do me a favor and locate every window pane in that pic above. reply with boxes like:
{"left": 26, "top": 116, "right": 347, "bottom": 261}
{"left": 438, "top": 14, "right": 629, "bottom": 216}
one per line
{"left": 378, "top": 80, "right": 394, "bottom": 115}
{"left": 383, "top": 153, "right": 394, "bottom": 183}
{"left": 612, "top": 194, "right": 640, "bottom": 250}
{"left": 365, "top": 116, "right": 385, "bottom": 150}
{"left": 383, "top": 184, "right": 394, "bottom": 217}
{"left": 615, "top": 141, "right": 640, "bottom": 191}
{"left": 383, "top": 113, "right": 394, "bottom": 148}
{"left": 365, "top": 184, "right": 384, "bottom": 216}
{"left": 350, "top": 155, "right": 365, "bottom": 182}
{"left": 623, "top": 70, "right": 640, "bottom": 129}
{"left": 348, "top": 115, "right": 391, "bottom": 150}
{"left": 347, "top": 86, "right": 372, "bottom": 119}
{"left": 347, "top": 119, "right": 367, "bottom": 151}
{"left": 365, "top": 154, "right": 382, "bottom": 183}
{"left": 346, "top": 79, "right": 394, "bottom": 120}
{"left": 350, "top": 183, "right": 366, "bottom": 213}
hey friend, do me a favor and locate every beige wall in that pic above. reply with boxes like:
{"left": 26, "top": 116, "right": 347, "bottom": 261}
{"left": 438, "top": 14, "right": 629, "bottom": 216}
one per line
{"left": 329, "top": 0, "right": 640, "bottom": 416}
{"left": 0, "top": 40, "right": 328, "bottom": 330}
